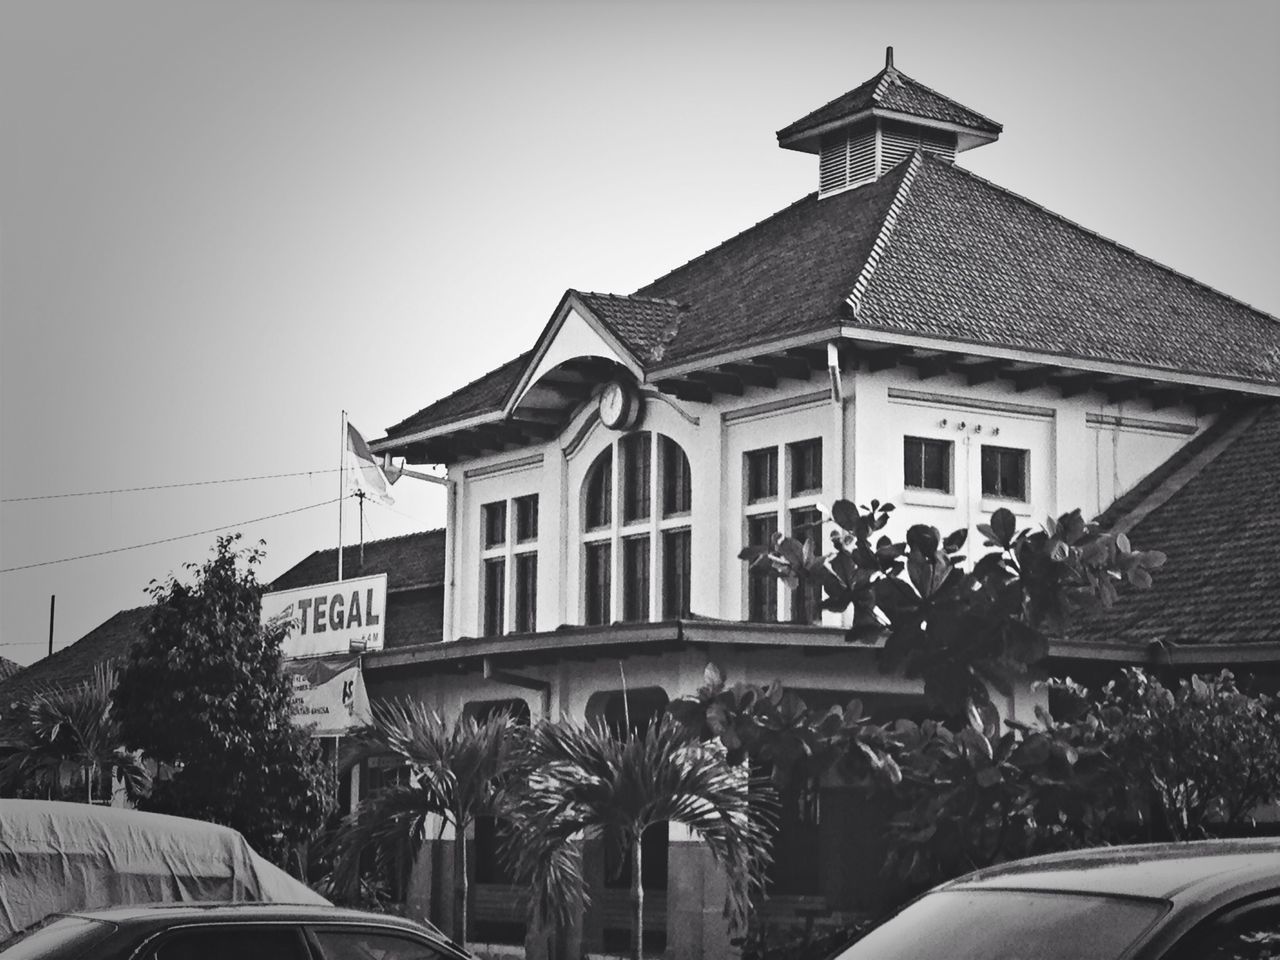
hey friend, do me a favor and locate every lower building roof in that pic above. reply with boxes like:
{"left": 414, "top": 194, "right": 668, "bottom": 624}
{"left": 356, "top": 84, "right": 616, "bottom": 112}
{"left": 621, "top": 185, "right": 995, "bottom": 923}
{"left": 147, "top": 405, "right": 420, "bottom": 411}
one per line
{"left": 1070, "top": 401, "right": 1280, "bottom": 647}
{"left": 0, "top": 606, "right": 151, "bottom": 709}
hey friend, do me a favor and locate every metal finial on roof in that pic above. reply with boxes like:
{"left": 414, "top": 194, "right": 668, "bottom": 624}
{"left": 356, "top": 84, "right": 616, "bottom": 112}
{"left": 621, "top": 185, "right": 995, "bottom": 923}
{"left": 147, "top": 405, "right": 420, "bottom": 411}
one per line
{"left": 885, "top": 46, "right": 894, "bottom": 69}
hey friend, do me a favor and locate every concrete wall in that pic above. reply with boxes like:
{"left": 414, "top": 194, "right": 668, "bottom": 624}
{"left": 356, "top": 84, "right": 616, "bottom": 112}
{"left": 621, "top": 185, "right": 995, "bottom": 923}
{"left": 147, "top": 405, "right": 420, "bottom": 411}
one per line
{"left": 383, "top": 341, "right": 1205, "bottom": 958}
{"left": 442, "top": 359, "right": 1201, "bottom": 643}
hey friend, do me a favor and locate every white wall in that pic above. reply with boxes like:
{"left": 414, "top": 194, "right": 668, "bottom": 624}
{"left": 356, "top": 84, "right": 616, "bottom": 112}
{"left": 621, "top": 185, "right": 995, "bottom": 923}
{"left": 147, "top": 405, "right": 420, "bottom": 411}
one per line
{"left": 443, "top": 352, "right": 1203, "bottom": 640}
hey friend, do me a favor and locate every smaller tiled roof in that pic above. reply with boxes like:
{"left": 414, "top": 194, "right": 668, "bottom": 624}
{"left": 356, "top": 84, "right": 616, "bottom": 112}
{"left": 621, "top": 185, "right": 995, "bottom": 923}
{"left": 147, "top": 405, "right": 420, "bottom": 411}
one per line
{"left": 777, "top": 66, "right": 1002, "bottom": 143}
{"left": 574, "top": 291, "right": 683, "bottom": 364}
{"left": 0, "top": 657, "right": 22, "bottom": 682}
{"left": 269, "top": 530, "right": 447, "bottom": 649}
{"left": 0, "top": 606, "right": 150, "bottom": 709}
{"left": 384, "top": 351, "right": 531, "bottom": 440}
{"left": 270, "top": 529, "right": 446, "bottom": 593}
{"left": 1070, "top": 402, "right": 1280, "bottom": 646}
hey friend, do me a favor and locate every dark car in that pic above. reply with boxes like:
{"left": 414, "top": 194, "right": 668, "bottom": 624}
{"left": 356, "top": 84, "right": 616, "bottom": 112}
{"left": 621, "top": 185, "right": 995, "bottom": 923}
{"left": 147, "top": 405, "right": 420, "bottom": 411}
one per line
{"left": 833, "top": 838, "right": 1280, "bottom": 960}
{"left": 0, "top": 903, "right": 474, "bottom": 960}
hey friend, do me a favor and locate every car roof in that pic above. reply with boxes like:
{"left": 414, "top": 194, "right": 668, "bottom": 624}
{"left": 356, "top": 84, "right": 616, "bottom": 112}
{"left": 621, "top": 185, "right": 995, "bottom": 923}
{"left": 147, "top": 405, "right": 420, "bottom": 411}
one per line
{"left": 944, "top": 838, "right": 1280, "bottom": 901}
{"left": 69, "top": 902, "right": 432, "bottom": 932}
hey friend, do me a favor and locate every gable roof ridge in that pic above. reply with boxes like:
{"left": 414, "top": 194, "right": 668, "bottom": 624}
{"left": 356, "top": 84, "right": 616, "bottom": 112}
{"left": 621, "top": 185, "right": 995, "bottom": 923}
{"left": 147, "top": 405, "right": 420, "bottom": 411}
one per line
{"left": 635, "top": 193, "right": 818, "bottom": 296}
{"left": 870, "top": 67, "right": 897, "bottom": 101}
{"left": 887, "top": 70, "right": 1003, "bottom": 132}
{"left": 577, "top": 290, "right": 682, "bottom": 308}
{"left": 776, "top": 73, "right": 887, "bottom": 140}
{"left": 383, "top": 350, "right": 532, "bottom": 436}
{"left": 846, "top": 152, "right": 925, "bottom": 317}
{"left": 938, "top": 157, "right": 1279, "bottom": 326}
{"left": 1106, "top": 405, "right": 1264, "bottom": 536}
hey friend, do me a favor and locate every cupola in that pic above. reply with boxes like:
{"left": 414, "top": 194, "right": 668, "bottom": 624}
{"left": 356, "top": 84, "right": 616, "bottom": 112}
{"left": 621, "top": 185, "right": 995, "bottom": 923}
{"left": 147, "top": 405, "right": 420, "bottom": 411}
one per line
{"left": 777, "top": 48, "right": 1002, "bottom": 197}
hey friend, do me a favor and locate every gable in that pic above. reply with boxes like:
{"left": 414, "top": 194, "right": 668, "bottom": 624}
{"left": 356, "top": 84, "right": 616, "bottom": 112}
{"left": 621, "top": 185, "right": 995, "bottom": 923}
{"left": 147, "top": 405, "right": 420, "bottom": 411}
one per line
{"left": 510, "top": 298, "right": 642, "bottom": 412}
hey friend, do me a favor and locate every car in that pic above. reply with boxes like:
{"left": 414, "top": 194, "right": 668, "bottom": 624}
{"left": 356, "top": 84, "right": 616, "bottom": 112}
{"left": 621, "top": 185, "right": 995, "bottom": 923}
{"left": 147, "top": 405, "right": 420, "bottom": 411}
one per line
{"left": 0, "top": 903, "right": 473, "bottom": 960}
{"left": 831, "top": 838, "right": 1280, "bottom": 960}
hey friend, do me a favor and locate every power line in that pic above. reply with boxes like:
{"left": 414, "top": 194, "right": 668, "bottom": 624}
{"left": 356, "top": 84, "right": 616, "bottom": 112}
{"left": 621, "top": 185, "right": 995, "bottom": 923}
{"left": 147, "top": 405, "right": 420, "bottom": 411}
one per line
{"left": 0, "top": 496, "right": 347, "bottom": 574}
{"left": 1, "top": 467, "right": 343, "bottom": 504}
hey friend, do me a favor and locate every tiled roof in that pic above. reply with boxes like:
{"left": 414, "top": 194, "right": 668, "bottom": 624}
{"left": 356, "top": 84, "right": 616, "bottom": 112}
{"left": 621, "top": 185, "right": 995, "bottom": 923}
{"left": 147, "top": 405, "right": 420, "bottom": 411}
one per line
{"left": 777, "top": 67, "right": 1002, "bottom": 142}
{"left": 0, "top": 606, "right": 149, "bottom": 709}
{"left": 270, "top": 529, "right": 446, "bottom": 593}
{"left": 0, "top": 657, "right": 22, "bottom": 682}
{"left": 1070, "top": 402, "right": 1280, "bottom": 646}
{"left": 636, "top": 160, "right": 914, "bottom": 363}
{"left": 377, "top": 148, "right": 1280, "bottom": 446}
{"left": 269, "top": 530, "right": 447, "bottom": 650}
{"left": 574, "top": 291, "right": 683, "bottom": 364}
{"left": 384, "top": 351, "right": 531, "bottom": 439}
{"left": 854, "top": 155, "right": 1280, "bottom": 384}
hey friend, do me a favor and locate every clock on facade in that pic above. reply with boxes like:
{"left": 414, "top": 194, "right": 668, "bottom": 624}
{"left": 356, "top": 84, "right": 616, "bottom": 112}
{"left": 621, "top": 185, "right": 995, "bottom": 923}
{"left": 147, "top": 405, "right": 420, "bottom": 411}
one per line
{"left": 598, "top": 379, "right": 642, "bottom": 431}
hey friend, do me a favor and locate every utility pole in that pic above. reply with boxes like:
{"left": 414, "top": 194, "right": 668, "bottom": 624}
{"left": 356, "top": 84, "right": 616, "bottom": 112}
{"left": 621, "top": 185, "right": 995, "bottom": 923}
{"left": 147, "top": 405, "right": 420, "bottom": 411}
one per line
{"left": 48, "top": 594, "right": 55, "bottom": 657}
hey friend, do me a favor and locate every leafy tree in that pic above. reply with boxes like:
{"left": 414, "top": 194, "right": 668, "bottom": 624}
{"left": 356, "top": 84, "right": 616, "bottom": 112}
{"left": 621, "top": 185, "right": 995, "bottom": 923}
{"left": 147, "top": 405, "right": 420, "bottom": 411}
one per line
{"left": 740, "top": 501, "right": 1165, "bottom": 724}
{"left": 0, "top": 664, "right": 150, "bottom": 803}
{"left": 112, "top": 534, "right": 333, "bottom": 861}
{"left": 504, "top": 714, "right": 774, "bottom": 960}
{"left": 327, "top": 701, "right": 523, "bottom": 947}
{"left": 1066, "top": 668, "right": 1280, "bottom": 840}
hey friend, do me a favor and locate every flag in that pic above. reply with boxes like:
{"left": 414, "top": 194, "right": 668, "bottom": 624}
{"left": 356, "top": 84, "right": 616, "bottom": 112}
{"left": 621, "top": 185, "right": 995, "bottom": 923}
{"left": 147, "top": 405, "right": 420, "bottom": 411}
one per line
{"left": 346, "top": 422, "right": 394, "bottom": 506}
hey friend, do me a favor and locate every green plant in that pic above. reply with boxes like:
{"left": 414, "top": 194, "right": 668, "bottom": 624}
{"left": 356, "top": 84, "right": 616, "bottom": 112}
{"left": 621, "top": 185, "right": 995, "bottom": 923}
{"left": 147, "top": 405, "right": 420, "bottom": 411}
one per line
{"left": 1081, "top": 668, "right": 1280, "bottom": 840}
{"left": 504, "top": 714, "right": 774, "bottom": 960}
{"left": 327, "top": 702, "right": 523, "bottom": 947}
{"left": 112, "top": 534, "right": 333, "bottom": 861}
{"left": 741, "top": 501, "right": 1165, "bottom": 723}
{"left": 0, "top": 664, "right": 150, "bottom": 803}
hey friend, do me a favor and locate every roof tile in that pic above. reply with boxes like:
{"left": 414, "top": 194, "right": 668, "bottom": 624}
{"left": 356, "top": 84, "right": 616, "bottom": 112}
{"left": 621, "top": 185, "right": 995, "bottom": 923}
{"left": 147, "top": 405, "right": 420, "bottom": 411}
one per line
{"left": 0, "top": 606, "right": 149, "bottom": 708}
{"left": 384, "top": 352, "right": 531, "bottom": 440}
{"left": 574, "top": 291, "right": 683, "bottom": 363}
{"left": 636, "top": 161, "right": 913, "bottom": 363}
{"left": 269, "top": 529, "right": 447, "bottom": 648}
{"left": 855, "top": 155, "right": 1280, "bottom": 384}
{"left": 1069, "top": 402, "right": 1280, "bottom": 645}
{"left": 777, "top": 68, "right": 1001, "bottom": 142}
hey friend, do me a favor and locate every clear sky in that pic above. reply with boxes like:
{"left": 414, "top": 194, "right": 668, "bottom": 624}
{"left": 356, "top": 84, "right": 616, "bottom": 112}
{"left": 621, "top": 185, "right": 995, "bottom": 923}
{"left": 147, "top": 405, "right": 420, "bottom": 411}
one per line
{"left": 2, "top": 0, "right": 1277, "bottom": 665}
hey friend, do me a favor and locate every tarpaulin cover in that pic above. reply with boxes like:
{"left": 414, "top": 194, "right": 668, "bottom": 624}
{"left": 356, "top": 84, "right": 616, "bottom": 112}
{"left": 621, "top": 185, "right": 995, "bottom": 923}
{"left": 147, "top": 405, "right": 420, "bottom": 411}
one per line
{"left": 0, "top": 800, "right": 329, "bottom": 940}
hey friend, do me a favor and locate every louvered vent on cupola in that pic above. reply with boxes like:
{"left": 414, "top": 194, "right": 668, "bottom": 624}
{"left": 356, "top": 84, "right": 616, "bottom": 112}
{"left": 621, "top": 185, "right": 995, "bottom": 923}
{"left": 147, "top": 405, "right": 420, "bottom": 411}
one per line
{"left": 818, "top": 118, "right": 959, "bottom": 197}
{"left": 819, "top": 121, "right": 877, "bottom": 195}
{"left": 879, "top": 119, "right": 956, "bottom": 171}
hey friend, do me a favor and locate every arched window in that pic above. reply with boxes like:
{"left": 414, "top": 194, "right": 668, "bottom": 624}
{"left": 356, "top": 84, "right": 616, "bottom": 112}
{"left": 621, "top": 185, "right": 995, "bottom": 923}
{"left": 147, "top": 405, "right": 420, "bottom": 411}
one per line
{"left": 582, "top": 433, "right": 692, "bottom": 625}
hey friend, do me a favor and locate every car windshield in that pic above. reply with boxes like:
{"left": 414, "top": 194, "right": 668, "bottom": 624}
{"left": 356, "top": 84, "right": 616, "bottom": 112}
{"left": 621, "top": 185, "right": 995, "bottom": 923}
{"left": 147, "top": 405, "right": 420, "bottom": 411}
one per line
{"left": 832, "top": 889, "right": 1168, "bottom": 960}
{"left": 0, "top": 916, "right": 115, "bottom": 960}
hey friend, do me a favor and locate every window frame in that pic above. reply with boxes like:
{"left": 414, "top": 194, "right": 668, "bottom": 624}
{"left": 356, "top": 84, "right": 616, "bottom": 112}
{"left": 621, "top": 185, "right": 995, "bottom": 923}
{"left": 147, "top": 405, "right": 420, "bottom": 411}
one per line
{"left": 582, "top": 432, "right": 692, "bottom": 625}
{"left": 743, "top": 437, "right": 825, "bottom": 624}
{"left": 903, "top": 435, "right": 953, "bottom": 493}
{"left": 480, "top": 494, "right": 539, "bottom": 636}
{"left": 980, "top": 444, "right": 1029, "bottom": 502}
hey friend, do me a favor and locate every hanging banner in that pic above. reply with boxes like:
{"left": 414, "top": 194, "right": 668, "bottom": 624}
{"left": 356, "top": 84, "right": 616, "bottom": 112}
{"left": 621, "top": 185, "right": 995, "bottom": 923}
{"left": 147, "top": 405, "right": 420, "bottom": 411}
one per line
{"left": 262, "top": 573, "right": 387, "bottom": 658}
{"left": 284, "top": 656, "right": 372, "bottom": 737}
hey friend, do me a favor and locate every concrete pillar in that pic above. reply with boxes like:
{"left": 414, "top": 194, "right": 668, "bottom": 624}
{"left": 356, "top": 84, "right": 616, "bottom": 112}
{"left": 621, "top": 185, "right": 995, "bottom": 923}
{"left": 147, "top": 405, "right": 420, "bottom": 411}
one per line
{"left": 666, "top": 823, "right": 734, "bottom": 960}
{"left": 406, "top": 815, "right": 455, "bottom": 936}
{"left": 580, "top": 832, "right": 605, "bottom": 955}
{"left": 1054, "top": 402, "right": 1091, "bottom": 520}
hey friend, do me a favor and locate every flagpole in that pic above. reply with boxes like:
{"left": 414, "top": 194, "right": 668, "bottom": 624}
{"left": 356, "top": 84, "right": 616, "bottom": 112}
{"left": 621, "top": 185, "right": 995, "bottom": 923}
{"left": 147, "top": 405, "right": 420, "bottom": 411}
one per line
{"left": 338, "top": 410, "right": 346, "bottom": 582}
{"left": 357, "top": 490, "right": 366, "bottom": 569}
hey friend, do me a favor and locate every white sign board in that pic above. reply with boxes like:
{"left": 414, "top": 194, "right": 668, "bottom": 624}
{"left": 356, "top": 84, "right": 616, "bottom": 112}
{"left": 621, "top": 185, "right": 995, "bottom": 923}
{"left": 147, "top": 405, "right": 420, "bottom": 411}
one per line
{"left": 284, "top": 657, "right": 372, "bottom": 737}
{"left": 262, "top": 573, "right": 387, "bottom": 658}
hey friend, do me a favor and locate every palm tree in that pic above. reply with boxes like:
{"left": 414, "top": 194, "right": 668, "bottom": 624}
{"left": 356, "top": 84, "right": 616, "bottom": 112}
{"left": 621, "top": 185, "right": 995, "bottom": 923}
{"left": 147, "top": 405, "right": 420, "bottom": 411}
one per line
{"left": 0, "top": 664, "right": 150, "bottom": 803}
{"left": 328, "top": 700, "right": 524, "bottom": 948}
{"left": 505, "top": 714, "right": 775, "bottom": 960}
